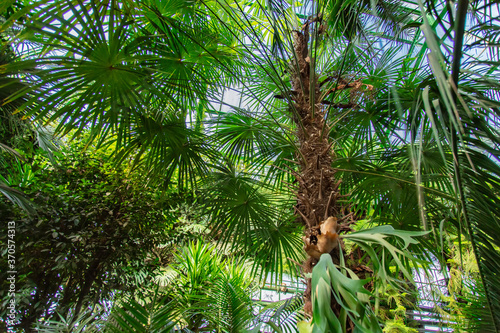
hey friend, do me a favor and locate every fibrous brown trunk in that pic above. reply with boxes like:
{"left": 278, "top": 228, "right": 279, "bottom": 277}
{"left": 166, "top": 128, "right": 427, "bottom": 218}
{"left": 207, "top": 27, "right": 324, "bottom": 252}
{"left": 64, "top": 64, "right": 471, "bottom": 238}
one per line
{"left": 288, "top": 16, "right": 358, "bottom": 330}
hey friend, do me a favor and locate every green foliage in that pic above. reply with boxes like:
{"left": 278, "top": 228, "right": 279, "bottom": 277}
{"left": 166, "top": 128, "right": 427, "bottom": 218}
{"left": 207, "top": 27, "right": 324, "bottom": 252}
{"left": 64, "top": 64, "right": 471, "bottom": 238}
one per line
{"left": 342, "top": 226, "right": 428, "bottom": 286}
{"left": 308, "top": 254, "right": 381, "bottom": 333}
{"left": 377, "top": 285, "right": 418, "bottom": 333}
{"left": 1, "top": 0, "right": 499, "bottom": 331}
{"left": 408, "top": 0, "right": 500, "bottom": 329}
{"left": 0, "top": 144, "right": 174, "bottom": 329}
{"left": 0, "top": 36, "right": 37, "bottom": 213}
{"left": 432, "top": 236, "right": 496, "bottom": 333}
{"left": 164, "top": 241, "right": 255, "bottom": 332}
{"left": 300, "top": 226, "right": 426, "bottom": 333}
{"left": 382, "top": 319, "right": 417, "bottom": 333}
{"left": 104, "top": 241, "right": 256, "bottom": 333}
{"left": 251, "top": 295, "right": 306, "bottom": 333}
{"left": 3, "top": 0, "right": 243, "bottom": 189}
{"left": 203, "top": 161, "right": 304, "bottom": 281}
{"left": 106, "top": 297, "right": 177, "bottom": 333}
{"left": 35, "top": 308, "right": 107, "bottom": 333}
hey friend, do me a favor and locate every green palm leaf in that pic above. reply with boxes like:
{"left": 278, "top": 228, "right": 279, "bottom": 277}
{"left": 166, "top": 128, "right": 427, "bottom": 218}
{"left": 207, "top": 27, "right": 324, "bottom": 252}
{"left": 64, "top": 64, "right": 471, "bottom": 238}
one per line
{"left": 106, "top": 298, "right": 177, "bottom": 333}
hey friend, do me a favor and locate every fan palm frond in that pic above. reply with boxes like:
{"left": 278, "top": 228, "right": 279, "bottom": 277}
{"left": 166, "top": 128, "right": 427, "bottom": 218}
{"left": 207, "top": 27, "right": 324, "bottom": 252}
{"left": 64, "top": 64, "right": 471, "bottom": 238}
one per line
{"left": 106, "top": 297, "right": 177, "bottom": 333}
{"left": 0, "top": 180, "right": 35, "bottom": 214}
{"left": 203, "top": 161, "right": 304, "bottom": 280}
{"left": 410, "top": 0, "right": 500, "bottom": 329}
{"left": 251, "top": 295, "right": 305, "bottom": 333}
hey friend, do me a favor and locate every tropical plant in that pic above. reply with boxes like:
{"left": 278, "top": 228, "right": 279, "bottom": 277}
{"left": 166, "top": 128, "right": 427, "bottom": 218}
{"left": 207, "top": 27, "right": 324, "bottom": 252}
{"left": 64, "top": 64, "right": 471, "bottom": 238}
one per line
{"left": 300, "top": 225, "right": 427, "bottom": 332}
{"left": 251, "top": 295, "right": 306, "bottom": 333}
{"left": 103, "top": 241, "right": 255, "bottom": 333}
{"left": 0, "top": 143, "right": 176, "bottom": 329}
{"left": 1, "top": 0, "right": 499, "bottom": 331}
{"left": 0, "top": 32, "right": 37, "bottom": 213}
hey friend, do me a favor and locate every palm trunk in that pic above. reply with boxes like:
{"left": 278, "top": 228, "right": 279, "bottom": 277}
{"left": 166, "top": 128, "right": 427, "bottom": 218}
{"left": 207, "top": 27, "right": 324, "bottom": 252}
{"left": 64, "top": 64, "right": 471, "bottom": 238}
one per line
{"left": 289, "top": 18, "right": 355, "bottom": 329}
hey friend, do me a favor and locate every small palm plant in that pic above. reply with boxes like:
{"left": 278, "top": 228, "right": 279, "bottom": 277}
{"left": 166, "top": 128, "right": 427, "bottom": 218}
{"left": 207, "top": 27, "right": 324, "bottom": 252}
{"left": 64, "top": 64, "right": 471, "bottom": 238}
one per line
{"left": 106, "top": 242, "right": 255, "bottom": 332}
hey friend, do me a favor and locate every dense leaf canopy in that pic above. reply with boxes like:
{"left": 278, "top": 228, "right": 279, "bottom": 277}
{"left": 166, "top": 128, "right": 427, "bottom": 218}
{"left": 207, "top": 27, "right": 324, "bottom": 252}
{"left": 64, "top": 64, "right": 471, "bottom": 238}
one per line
{"left": 0, "top": 0, "right": 499, "bottom": 332}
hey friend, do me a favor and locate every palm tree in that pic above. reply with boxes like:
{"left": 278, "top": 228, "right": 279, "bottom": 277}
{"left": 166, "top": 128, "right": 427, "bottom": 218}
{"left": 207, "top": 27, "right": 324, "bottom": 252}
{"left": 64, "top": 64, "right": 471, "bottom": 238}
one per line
{"left": 3, "top": 0, "right": 500, "bottom": 331}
